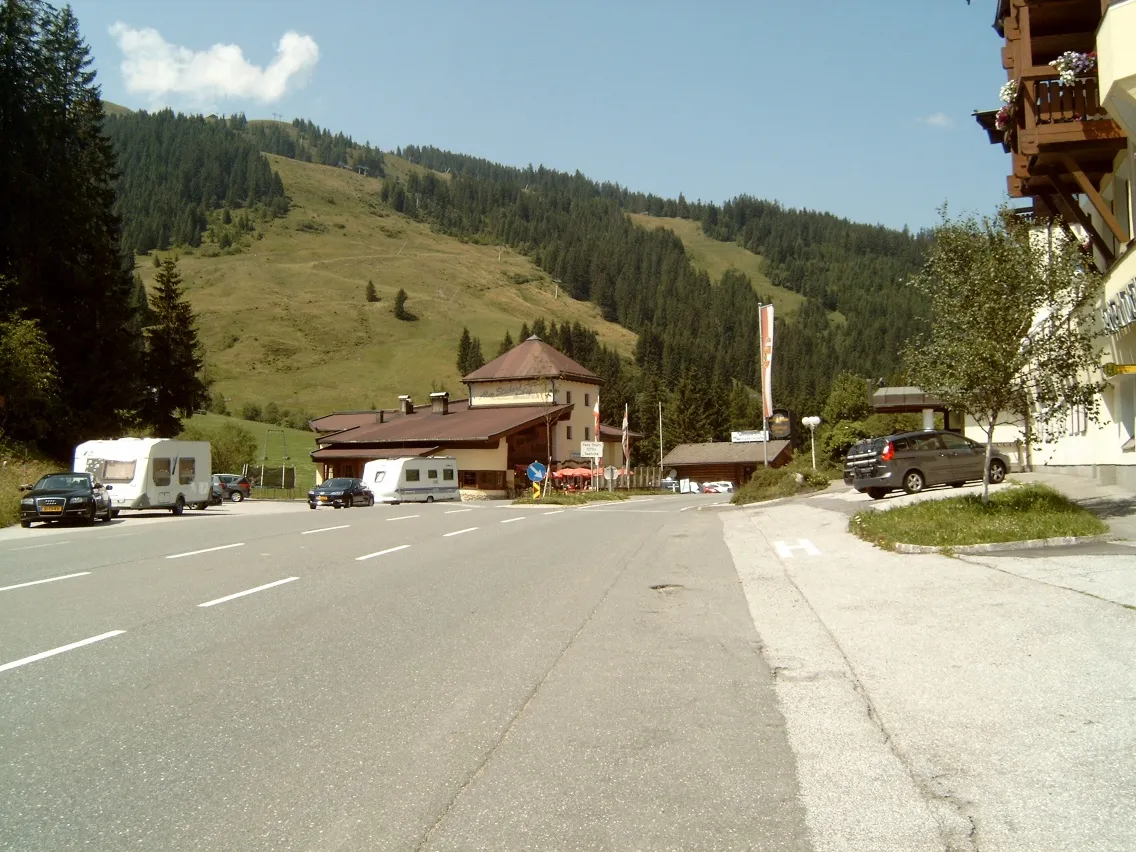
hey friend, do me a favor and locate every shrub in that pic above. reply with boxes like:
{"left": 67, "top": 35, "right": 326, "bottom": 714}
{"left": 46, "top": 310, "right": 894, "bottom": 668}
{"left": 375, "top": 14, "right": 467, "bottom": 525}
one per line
{"left": 241, "top": 402, "right": 262, "bottom": 422}
{"left": 178, "top": 422, "right": 258, "bottom": 477}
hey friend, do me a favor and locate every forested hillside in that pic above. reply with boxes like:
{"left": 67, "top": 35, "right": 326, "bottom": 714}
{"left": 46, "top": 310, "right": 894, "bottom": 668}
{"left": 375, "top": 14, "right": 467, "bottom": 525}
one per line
{"left": 396, "top": 146, "right": 930, "bottom": 417}
{"left": 104, "top": 110, "right": 289, "bottom": 254}
{"left": 247, "top": 117, "right": 385, "bottom": 176}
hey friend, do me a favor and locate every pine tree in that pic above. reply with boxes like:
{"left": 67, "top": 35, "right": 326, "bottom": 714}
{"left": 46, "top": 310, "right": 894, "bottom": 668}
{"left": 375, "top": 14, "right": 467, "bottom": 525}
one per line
{"left": 141, "top": 259, "right": 207, "bottom": 436}
{"left": 468, "top": 337, "right": 485, "bottom": 372}
{"left": 394, "top": 287, "right": 410, "bottom": 320}
{"left": 519, "top": 322, "right": 530, "bottom": 340}
{"left": 457, "top": 327, "right": 472, "bottom": 374}
{"left": 365, "top": 280, "right": 379, "bottom": 302}
{"left": 497, "top": 330, "right": 514, "bottom": 356}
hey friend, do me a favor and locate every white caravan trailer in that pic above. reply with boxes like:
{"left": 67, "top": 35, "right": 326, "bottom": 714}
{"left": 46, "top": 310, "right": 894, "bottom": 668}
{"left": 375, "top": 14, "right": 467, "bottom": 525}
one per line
{"left": 74, "top": 438, "right": 212, "bottom": 515}
{"left": 361, "top": 456, "right": 460, "bottom": 504}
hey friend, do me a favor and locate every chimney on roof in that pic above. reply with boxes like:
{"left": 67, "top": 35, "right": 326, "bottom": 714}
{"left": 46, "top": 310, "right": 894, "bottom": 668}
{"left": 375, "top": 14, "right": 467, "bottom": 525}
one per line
{"left": 430, "top": 391, "right": 449, "bottom": 415}
{"left": 398, "top": 395, "right": 414, "bottom": 415}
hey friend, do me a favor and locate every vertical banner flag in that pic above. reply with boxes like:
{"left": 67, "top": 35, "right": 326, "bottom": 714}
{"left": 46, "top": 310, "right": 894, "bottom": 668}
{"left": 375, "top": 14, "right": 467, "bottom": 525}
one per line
{"left": 594, "top": 393, "right": 601, "bottom": 440}
{"left": 759, "top": 304, "right": 775, "bottom": 420}
{"left": 621, "top": 403, "right": 630, "bottom": 470}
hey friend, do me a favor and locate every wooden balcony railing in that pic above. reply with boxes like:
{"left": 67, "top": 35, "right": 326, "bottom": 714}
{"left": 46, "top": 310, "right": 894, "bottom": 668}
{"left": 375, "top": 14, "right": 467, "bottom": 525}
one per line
{"left": 1013, "top": 70, "right": 1124, "bottom": 153}
{"left": 1032, "top": 76, "right": 1108, "bottom": 125}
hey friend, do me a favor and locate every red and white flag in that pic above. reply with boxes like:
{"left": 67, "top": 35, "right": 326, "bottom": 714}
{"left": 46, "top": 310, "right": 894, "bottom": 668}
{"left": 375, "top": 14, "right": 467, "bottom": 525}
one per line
{"left": 758, "top": 305, "right": 775, "bottom": 420}
{"left": 593, "top": 394, "right": 601, "bottom": 440}
{"left": 621, "top": 403, "right": 630, "bottom": 469}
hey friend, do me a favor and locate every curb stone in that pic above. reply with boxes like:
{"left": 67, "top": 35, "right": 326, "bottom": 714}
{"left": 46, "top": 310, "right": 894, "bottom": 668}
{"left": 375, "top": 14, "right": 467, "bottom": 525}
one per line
{"left": 893, "top": 533, "right": 1115, "bottom": 555}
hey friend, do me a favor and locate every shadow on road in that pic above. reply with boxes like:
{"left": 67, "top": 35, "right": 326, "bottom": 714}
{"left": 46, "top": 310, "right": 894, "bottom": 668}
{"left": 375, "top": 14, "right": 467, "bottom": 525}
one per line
{"left": 1076, "top": 494, "right": 1136, "bottom": 520}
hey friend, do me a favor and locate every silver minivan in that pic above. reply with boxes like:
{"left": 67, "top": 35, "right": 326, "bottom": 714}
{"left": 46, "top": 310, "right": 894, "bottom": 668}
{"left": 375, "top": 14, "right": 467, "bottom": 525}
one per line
{"left": 844, "top": 430, "right": 1010, "bottom": 499}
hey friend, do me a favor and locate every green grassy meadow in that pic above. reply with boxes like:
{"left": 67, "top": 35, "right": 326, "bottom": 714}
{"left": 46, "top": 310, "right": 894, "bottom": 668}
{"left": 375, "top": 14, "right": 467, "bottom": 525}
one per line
{"left": 182, "top": 412, "right": 319, "bottom": 489}
{"left": 140, "top": 154, "right": 637, "bottom": 418}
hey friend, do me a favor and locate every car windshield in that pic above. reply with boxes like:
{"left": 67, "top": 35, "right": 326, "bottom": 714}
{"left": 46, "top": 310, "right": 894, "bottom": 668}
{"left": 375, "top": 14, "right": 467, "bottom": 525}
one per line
{"left": 322, "top": 478, "right": 352, "bottom": 489}
{"left": 36, "top": 474, "right": 90, "bottom": 491}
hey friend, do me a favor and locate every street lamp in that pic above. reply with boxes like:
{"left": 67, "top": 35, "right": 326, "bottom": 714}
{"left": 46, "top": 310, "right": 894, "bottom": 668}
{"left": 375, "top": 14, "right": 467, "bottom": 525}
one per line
{"left": 802, "top": 416, "right": 821, "bottom": 470}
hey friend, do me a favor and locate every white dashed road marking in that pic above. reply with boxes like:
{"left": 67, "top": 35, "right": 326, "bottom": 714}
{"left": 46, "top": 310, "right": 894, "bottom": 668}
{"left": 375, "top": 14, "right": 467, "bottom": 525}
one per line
{"left": 356, "top": 545, "right": 411, "bottom": 561}
{"left": 10, "top": 541, "right": 72, "bottom": 552}
{"left": 774, "top": 539, "right": 821, "bottom": 558}
{"left": 443, "top": 527, "right": 478, "bottom": 538}
{"left": 167, "top": 542, "right": 244, "bottom": 560}
{"left": 500, "top": 517, "right": 525, "bottom": 524}
{"left": 0, "top": 630, "right": 125, "bottom": 674}
{"left": 197, "top": 577, "right": 298, "bottom": 608}
{"left": 445, "top": 509, "right": 472, "bottom": 514}
{"left": 387, "top": 515, "right": 419, "bottom": 522}
{"left": 543, "top": 510, "right": 565, "bottom": 515}
{"left": 0, "top": 572, "right": 91, "bottom": 593}
{"left": 301, "top": 525, "right": 350, "bottom": 535}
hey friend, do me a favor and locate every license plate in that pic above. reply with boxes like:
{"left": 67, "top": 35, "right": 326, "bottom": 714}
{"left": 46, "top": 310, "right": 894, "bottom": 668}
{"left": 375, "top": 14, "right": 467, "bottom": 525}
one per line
{"left": 319, "top": 495, "right": 328, "bottom": 502}
{"left": 41, "top": 505, "right": 63, "bottom": 513}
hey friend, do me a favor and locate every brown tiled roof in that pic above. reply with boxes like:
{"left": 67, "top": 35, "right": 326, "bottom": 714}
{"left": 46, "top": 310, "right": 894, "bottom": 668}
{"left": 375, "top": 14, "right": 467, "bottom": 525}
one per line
{"left": 316, "top": 402, "right": 573, "bottom": 446}
{"left": 309, "top": 411, "right": 389, "bottom": 434}
{"left": 311, "top": 446, "right": 439, "bottom": 461}
{"left": 662, "top": 441, "right": 791, "bottom": 466}
{"left": 462, "top": 336, "right": 600, "bottom": 384}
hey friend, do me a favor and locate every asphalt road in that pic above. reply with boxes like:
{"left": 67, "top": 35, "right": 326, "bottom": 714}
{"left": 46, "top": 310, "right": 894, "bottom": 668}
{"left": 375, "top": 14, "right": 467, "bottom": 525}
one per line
{"left": 0, "top": 494, "right": 811, "bottom": 852}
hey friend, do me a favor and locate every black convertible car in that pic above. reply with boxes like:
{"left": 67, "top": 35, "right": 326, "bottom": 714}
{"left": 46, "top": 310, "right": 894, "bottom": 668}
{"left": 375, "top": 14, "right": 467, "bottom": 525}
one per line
{"left": 307, "top": 477, "right": 374, "bottom": 509}
{"left": 19, "top": 472, "right": 114, "bottom": 527}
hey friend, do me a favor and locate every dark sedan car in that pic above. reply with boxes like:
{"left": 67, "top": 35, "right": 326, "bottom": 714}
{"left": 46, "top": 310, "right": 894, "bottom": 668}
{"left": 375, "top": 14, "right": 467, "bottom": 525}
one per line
{"left": 844, "top": 429, "right": 1010, "bottom": 499}
{"left": 19, "top": 472, "right": 113, "bottom": 527}
{"left": 307, "top": 477, "right": 374, "bottom": 509}
{"left": 212, "top": 473, "right": 252, "bottom": 502}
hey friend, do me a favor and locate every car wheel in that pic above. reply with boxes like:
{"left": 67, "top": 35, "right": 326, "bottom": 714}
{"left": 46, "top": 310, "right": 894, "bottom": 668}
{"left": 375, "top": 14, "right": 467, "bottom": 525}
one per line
{"left": 229, "top": 490, "right": 243, "bottom": 503}
{"left": 102, "top": 504, "right": 114, "bottom": 521}
{"left": 426, "top": 496, "right": 434, "bottom": 504}
{"left": 868, "top": 488, "right": 888, "bottom": 500}
{"left": 902, "top": 471, "right": 925, "bottom": 495}
{"left": 20, "top": 519, "right": 31, "bottom": 528}
{"left": 345, "top": 496, "right": 353, "bottom": 509}
{"left": 989, "top": 459, "right": 1007, "bottom": 484}
{"left": 949, "top": 481, "right": 965, "bottom": 489}
{"left": 308, "top": 503, "right": 317, "bottom": 510}
{"left": 172, "top": 496, "right": 185, "bottom": 516}
{"left": 83, "top": 505, "right": 97, "bottom": 526}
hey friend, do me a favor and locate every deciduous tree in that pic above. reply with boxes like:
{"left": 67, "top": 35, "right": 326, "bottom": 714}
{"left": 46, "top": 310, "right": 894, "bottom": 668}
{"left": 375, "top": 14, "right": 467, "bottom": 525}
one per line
{"left": 904, "top": 208, "right": 1102, "bottom": 501}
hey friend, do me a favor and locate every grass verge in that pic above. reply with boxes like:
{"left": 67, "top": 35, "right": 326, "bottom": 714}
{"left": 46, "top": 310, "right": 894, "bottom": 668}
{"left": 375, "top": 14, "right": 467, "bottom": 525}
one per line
{"left": 512, "top": 490, "right": 629, "bottom": 506}
{"left": 1, "top": 443, "right": 63, "bottom": 528}
{"left": 731, "top": 467, "right": 830, "bottom": 505}
{"left": 849, "top": 483, "right": 1108, "bottom": 550}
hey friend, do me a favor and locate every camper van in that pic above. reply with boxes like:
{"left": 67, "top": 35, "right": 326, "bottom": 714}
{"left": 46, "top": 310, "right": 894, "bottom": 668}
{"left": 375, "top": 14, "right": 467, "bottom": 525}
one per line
{"left": 361, "top": 456, "right": 460, "bottom": 504}
{"left": 74, "top": 438, "right": 212, "bottom": 515}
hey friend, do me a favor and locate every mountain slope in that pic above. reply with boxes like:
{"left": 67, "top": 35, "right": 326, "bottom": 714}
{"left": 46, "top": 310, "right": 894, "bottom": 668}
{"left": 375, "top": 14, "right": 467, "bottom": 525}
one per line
{"left": 136, "top": 155, "right": 636, "bottom": 415}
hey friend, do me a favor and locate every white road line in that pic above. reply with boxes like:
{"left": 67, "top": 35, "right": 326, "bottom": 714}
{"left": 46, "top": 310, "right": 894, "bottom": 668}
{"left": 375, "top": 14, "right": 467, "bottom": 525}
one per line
{"left": 387, "top": 515, "right": 419, "bottom": 521}
{"left": 500, "top": 517, "right": 525, "bottom": 524}
{"left": 301, "top": 524, "right": 350, "bottom": 535}
{"left": 544, "top": 510, "right": 565, "bottom": 515}
{"left": 774, "top": 539, "right": 821, "bottom": 558}
{"left": 445, "top": 509, "right": 472, "bottom": 514}
{"left": 356, "top": 544, "right": 411, "bottom": 561}
{"left": 0, "top": 571, "right": 91, "bottom": 593}
{"left": 443, "top": 527, "right": 478, "bottom": 538}
{"left": 167, "top": 542, "right": 245, "bottom": 560}
{"left": 10, "top": 541, "right": 72, "bottom": 552}
{"left": 197, "top": 577, "right": 298, "bottom": 608}
{"left": 0, "top": 630, "right": 125, "bottom": 674}
{"left": 102, "top": 533, "right": 135, "bottom": 539}
{"left": 679, "top": 505, "right": 700, "bottom": 512}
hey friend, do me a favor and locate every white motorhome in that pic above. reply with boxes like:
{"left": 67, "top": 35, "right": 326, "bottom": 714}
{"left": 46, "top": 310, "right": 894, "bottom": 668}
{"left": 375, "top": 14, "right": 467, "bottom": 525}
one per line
{"left": 74, "top": 438, "right": 212, "bottom": 515}
{"left": 362, "top": 456, "right": 460, "bottom": 504}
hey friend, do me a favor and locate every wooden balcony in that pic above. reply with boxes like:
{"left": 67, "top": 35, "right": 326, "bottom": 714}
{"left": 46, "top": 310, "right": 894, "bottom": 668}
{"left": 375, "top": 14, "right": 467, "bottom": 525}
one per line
{"left": 1016, "top": 72, "right": 1125, "bottom": 154}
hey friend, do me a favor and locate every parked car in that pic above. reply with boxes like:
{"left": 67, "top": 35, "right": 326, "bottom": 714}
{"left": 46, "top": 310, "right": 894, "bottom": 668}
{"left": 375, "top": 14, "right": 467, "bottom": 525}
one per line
{"left": 212, "top": 473, "right": 252, "bottom": 502}
{"left": 307, "top": 477, "right": 374, "bottom": 509}
{"left": 18, "top": 472, "right": 113, "bottom": 527}
{"left": 844, "top": 430, "right": 1010, "bottom": 499}
{"left": 702, "top": 481, "right": 734, "bottom": 494}
{"left": 660, "top": 478, "right": 679, "bottom": 493}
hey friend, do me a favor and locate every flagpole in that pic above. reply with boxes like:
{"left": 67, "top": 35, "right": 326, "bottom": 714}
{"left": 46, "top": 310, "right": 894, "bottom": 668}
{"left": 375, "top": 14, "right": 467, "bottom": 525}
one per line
{"left": 760, "top": 304, "right": 769, "bottom": 468}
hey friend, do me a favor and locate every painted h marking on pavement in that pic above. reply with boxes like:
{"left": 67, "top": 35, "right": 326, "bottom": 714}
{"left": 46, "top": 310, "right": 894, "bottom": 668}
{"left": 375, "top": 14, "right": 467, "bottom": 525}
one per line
{"left": 356, "top": 544, "right": 410, "bottom": 561}
{"left": 774, "top": 539, "right": 821, "bottom": 558}
{"left": 301, "top": 524, "right": 349, "bottom": 535}
{"left": 0, "top": 571, "right": 90, "bottom": 593}
{"left": 0, "top": 630, "right": 125, "bottom": 674}
{"left": 167, "top": 542, "right": 244, "bottom": 560}
{"left": 197, "top": 577, "right": 298, "bottom": 608}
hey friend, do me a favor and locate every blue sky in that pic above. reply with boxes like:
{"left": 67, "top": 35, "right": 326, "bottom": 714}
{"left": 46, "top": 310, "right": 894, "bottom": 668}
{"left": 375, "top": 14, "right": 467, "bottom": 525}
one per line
{"left": 69, "top": 0, "right": 1011, "bottom": 231}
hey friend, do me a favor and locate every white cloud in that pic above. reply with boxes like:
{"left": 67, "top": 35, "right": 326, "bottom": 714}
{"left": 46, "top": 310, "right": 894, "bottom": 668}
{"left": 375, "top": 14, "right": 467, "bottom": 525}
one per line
{"left": 919, "top": 112, "right": 955, "bottom": 129}
{"left": 108, "top": 23, "right": 319, "bottom": 106}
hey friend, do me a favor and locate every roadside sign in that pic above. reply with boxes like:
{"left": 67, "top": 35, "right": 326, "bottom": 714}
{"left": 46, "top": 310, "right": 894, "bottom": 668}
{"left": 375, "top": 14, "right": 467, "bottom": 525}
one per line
{"left": 526, "top": 461, "right": 547, "bottom": 482}
{"left": 580, "top": 441, "right": 604, "bottom": 459}
{"left": 730, "top": 430, "right": 769, "bottom": 443}
{"left": 603, "top": 465, "right": 618, "bottom": 481}
{"left": 1104, "top": 363, "right": 1136, "bottom": 377}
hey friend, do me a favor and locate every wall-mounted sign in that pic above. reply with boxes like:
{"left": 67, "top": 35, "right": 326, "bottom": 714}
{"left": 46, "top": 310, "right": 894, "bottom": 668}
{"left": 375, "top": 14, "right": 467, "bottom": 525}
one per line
{"left": 469, "top": 380, "right": 553, "bottom": 407}
{"left": 1103, "top": 363, "right": 1136, "bottom": 377}
{"left": 731, "top": 430, "right": 769, "bottom": 443}
{"left": 768, "top": 409, "right": 792, "bottom": 440}
{"left": 1102, "top": 276, "right": 1136, "bottom": 336}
